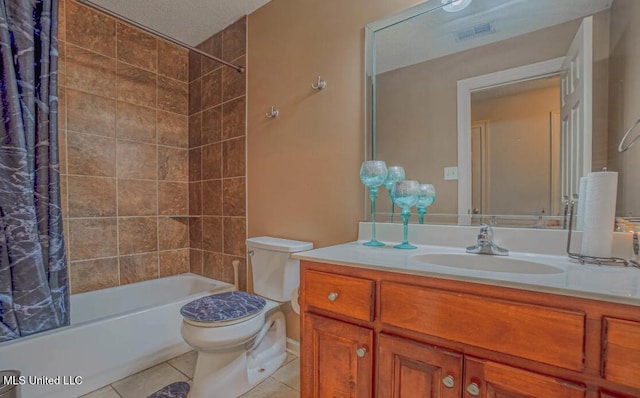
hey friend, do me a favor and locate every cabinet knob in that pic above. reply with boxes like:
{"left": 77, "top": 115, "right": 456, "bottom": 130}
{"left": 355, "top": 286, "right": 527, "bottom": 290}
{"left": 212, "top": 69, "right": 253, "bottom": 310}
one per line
{"left": 355, "top": 347, "right": 367, "bottom": 358}
{"left": 442, "top": 375, "right": 455, "bottom": 388}
{"left": 466, "top": 382, "right": 480, "bottom": 396}
{"left": 328, "top": 292, "right": 339, "bottom": 302}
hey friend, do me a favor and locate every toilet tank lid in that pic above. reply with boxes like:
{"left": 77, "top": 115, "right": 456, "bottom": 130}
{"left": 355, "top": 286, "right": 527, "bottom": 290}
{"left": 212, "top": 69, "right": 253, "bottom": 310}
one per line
{"left": 246, "top": 236, "right": 313, "bottom": 253}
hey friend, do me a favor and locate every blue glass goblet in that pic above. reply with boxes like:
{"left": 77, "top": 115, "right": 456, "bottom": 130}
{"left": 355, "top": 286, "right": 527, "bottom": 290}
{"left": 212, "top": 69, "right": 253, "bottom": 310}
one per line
{"left": 391, "top": 180, "right": 419, "bottom": 249}
{"left": 417, "top": 184, "right": 436, "bottom": 224}
{"left": 382, "top": 166, "right": 405, "bottom": 223}
{"left": 360, "top": 160, "right": 388, "bottom": 247}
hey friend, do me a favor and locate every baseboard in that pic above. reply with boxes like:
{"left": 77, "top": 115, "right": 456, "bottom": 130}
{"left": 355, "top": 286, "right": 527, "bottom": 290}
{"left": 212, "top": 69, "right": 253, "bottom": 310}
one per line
{"left": 286, "top": 338, "right": 300, "bottom": 357}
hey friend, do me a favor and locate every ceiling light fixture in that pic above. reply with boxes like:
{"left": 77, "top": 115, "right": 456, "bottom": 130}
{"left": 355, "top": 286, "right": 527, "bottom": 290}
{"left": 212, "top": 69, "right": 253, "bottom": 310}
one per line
{"left": 441, "top": 0, "right": 472, "bottom": 12}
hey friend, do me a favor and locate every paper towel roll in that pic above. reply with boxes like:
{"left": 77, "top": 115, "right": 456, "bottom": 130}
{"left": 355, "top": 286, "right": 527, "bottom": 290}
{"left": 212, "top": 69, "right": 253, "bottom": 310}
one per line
{"left": 576, "top": 176, "right": 589, "bottom": 231}
{"left": 290, "top": 287, "right": 300, "bottom": 314}
{"left": 581, "top": 171, "right": 618, "bottom": 257}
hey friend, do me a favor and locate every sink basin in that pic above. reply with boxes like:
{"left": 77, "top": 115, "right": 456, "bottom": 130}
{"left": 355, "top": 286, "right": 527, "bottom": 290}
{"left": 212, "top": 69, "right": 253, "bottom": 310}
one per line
{"left": 410, "top": 253, "right": 563, "bottom": 274}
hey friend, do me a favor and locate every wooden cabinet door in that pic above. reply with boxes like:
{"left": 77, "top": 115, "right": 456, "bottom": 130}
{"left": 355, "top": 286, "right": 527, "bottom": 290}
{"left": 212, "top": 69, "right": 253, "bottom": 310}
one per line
{"left": 378, "top": 334, "right": 462, "bottom": 398}
{"left": 463, "top": 357, "right": 586, "bottom": 398}
{"left": 599, "top": 390, "right": 637, "bottom": 398}
{"left": 603, "top": 317, "right": 640, "bottom": 390}
{"left": 301, "top": 313, "right": 373, "bottom": 398}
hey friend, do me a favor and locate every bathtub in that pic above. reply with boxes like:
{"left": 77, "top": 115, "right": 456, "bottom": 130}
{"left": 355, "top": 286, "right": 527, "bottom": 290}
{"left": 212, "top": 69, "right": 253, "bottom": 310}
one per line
{"left": 0, "top": 273, "right": 234, "bottom": 398}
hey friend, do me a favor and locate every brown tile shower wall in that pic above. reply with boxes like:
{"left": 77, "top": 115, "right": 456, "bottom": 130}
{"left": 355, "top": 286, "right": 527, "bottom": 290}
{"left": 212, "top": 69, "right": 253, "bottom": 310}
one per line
{"left": 59, "top": 0, "right": 190, "bottom": 293}
{"left": 188, "top": 17, "right": 248, "bottom": 291}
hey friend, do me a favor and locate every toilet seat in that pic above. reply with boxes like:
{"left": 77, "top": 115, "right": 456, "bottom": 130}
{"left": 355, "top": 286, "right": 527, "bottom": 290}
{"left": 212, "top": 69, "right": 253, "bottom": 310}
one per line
{"left": 180, "top": 291, "right": 266, "bottom": 327}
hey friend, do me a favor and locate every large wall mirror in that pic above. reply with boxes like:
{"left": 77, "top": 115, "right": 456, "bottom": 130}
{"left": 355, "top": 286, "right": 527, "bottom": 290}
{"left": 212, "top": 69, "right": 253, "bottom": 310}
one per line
{"left": 365, "top": 0, "right": 640, "bottom": 228}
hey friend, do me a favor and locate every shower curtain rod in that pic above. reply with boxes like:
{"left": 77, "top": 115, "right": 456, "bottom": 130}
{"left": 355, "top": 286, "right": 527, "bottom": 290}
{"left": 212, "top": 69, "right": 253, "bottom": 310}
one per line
{"left": 76, "top": 0, "right": 245, "bottom": 73}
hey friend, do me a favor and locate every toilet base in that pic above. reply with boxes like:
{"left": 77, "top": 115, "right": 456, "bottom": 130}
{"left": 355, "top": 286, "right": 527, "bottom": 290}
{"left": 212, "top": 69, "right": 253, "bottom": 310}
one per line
{"left": 188, "top": 310, "right": 287, "bottom": 398}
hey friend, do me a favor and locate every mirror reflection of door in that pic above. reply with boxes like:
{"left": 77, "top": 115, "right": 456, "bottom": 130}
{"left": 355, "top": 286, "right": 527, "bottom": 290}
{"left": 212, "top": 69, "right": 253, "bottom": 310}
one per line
{"left": 560, "top": 16, "right": 593, "bottom": 202}
{"left": 471, "top": 121, "right": 488, "bottom": 217}
{"left": 464, "top": 15, "right": 591, "bottom": 225}
{"left": 470, "top": 76, "right": 561, "bottom": 221}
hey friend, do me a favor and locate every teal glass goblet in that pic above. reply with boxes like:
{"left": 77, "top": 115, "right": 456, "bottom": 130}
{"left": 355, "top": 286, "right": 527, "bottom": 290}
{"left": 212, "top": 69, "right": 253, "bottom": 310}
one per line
{"left": 417, "top": 184, "right": 436, "bottom": 224}
{"left": 382, "top": 166, "right": 405, "bottom": 223}
{"left": 391, "top": 180, "right": 419, "bottom": 249}
{"left": 360, "top": 160, "right": 388, "bottom": 246}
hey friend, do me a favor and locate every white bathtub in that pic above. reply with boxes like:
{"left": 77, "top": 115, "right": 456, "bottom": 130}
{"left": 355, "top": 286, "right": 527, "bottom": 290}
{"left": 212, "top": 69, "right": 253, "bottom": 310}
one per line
{"left": 0, "top": 273, "right": 234, "bottom": 398}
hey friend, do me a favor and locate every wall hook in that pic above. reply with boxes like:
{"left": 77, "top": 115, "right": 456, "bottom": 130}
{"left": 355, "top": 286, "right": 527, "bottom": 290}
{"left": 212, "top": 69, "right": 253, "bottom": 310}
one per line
{"left": 266, "top": 106, "right": 279, "bottom": 119}
{"left": 311, "top": 76, "right": 327, "bottom": 90}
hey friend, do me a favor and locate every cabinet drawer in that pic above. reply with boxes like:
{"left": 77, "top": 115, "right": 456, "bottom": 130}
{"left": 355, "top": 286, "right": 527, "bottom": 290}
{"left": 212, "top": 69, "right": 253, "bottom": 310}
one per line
{"left": 303, "top": 270, "right": 374, "bottom": 321}
{"left": 465, "top": 357, "right": 585, "bottom": 398}
{"left": 603, "top": 317, "right": 640, "bottom": 389}
{"left": 380, "top": 281, "right": 585, "bottom": 371}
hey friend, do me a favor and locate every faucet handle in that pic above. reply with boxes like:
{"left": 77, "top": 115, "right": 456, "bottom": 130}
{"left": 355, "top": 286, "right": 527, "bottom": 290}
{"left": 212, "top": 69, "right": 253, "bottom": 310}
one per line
{"left": 468, "top": 224, "right": 509, "bottom": 256}
{"left": 478, "top": 224, "right": 493, "bottom": 241}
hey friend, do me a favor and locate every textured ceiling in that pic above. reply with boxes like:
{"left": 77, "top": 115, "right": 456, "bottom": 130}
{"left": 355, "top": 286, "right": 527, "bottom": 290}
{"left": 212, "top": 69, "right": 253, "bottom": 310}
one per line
{"left": 87, "top": 0, "right": 272, "bottom": 46}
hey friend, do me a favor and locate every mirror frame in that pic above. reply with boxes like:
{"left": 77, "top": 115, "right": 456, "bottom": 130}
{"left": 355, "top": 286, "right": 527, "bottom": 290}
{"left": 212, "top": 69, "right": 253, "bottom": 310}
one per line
{"left": 364, "top": 0, "right": 446, "bottom": 220}
{"left": 364, "top": 0, "right": 601, "bottom": 227}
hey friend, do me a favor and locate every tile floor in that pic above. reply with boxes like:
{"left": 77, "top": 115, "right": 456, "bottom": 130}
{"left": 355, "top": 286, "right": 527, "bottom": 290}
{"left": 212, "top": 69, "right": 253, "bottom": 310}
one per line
{"left": 80, "top": 351, "right": 300, "bottom": 398}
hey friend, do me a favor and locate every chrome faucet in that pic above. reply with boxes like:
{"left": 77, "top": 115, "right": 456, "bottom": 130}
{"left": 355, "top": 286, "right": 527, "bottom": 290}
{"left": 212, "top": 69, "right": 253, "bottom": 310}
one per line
{"left": 466, "top": 224, "right": 509, "bottom": 256}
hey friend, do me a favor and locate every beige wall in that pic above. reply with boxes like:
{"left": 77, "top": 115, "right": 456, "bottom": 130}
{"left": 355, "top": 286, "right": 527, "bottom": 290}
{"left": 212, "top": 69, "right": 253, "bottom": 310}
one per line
{"left": 246, "top": 0, "right": 421, "bottom": 249}
{"left": 376, "top": 11, "right": 610, "bottom": 216}
{"left": 471, "top": 86, "right": 560, "bottom": 216}
{"left": 608, "top": 0, "right": 640, "bottom": 217}
{"left": 246, "top": 0, "right": 422, "bottom": 340}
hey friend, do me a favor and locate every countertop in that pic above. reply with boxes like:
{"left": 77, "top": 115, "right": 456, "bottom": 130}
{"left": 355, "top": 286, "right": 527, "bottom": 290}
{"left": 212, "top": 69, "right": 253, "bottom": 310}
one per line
{"left": 293, "top": 241, "right": 640, "bottom": 307}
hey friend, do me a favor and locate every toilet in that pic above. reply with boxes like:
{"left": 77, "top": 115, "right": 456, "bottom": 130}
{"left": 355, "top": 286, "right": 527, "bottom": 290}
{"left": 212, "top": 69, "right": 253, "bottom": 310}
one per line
{"left": 180, "top": 236, "right": 312, "bottom": 398}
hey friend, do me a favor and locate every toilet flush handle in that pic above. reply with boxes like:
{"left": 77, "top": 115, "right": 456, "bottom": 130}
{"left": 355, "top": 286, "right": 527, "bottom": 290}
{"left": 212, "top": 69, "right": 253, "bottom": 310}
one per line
{"left": 248, "top": 250, "right": 254, "bottom": 257}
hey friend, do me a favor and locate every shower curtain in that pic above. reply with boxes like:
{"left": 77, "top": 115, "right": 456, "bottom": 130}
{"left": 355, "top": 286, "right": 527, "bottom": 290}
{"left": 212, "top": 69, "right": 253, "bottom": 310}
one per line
{"left": 0, "top": 0, "right": 68, "bottom": 342}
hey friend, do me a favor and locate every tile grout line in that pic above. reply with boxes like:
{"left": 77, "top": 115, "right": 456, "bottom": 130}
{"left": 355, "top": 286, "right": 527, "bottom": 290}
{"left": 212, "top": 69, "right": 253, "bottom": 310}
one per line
{"left": 65, "top": 84, "right": 189, "bottom": 119}
{"left": 220, "top": 30, "right": 226, "bottom": 268}
{"left": 199, "top": 52, "right": 205, "bottom": 277}
{"left": 114, "top": 21, "right": 121, "bottom": 287}
{"left": 65, "top": 33, "right": 188, "bottom": 84}
{"left": 165, "top": 359, "right": 192, "bottom": 380}
{"left": 155, "top": 44, "right": 161, "bottom": 281}
{"left": 107, "top": 384, "right": 124, "bottom": 398}
{"left": 65, "top": 173, "right": 189, "bottom": 184}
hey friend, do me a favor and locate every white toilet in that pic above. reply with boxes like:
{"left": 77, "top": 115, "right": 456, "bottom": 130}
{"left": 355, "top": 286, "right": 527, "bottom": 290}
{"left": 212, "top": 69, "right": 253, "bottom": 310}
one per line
{"left": 180, "top": 236, "right": 312, "bottom": 398}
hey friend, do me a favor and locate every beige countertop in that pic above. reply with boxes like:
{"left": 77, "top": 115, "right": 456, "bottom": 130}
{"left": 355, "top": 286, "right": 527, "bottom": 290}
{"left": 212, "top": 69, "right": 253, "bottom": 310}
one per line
{"left": 293, "top": 241, "right": 640, "bottom": 307}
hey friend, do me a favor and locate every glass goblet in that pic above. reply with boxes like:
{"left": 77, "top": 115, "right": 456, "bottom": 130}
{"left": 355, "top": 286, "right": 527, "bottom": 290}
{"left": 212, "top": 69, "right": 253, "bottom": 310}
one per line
{"left": 416, "top": 184, "right": 436, "bottom": 224}
{"left": 360, "top": 160, "right": 388, "bottom": 246}
{"left": 391, "top": 180, "right": 419, "bottom": 249}
{"left": 382, "top": 166, "right": 405, "bottom": 223}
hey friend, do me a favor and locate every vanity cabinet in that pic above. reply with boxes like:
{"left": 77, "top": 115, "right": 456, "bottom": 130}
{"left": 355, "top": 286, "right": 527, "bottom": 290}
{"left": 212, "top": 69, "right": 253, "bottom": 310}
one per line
{"left": 376, "top": 334, "right": 584, "bottom": 398}
{"left": 378, "top": 334, "right": 462, "bottom": 397}
{"left": 463, "top": 357, "right": 585, "bottom": 398}
{"left": 301, "top": 269, "right": 376, "bottom": 397}
{"left": 601, "top": 318, "right": 640, "bottom": 390}
{"left": 598, "top": 391, "right": 637, "bottom": 398}
{"left": 300, "top": 260, "right": 640, "bottom": 398}
{"left": 302, "top": 313, "right": 373, "bottom": 397}
{"left": 379, "top": 281, "right": 585, "bottom": 371}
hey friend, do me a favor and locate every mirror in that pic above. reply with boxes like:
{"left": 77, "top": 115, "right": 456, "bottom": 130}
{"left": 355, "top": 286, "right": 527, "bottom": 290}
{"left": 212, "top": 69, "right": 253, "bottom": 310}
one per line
{"left": 365, "top": 0, "right": 640, "bottom": 228}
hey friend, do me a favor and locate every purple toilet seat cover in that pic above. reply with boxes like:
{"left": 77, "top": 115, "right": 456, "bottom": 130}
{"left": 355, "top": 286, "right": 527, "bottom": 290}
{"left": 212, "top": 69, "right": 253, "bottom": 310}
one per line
{"left": 180, "top": 291, "right": 266, "bottom": 323}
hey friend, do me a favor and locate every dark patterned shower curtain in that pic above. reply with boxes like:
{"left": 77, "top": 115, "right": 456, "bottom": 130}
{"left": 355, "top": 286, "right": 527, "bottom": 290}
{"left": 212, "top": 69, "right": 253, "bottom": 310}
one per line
{"left": 0, "top": 0, "right": 68, "bottom": 342}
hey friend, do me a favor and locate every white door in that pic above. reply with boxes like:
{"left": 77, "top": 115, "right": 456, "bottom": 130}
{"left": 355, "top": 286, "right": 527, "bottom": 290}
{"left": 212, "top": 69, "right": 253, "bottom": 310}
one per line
{"left": 560, "top": 16, "right": 593, "bottom": 206}
{"left": 471, "top": 121, "right": 488, "bottom": 218}
{"left": 550, "top": 111, "right": 562, "bottom": 216}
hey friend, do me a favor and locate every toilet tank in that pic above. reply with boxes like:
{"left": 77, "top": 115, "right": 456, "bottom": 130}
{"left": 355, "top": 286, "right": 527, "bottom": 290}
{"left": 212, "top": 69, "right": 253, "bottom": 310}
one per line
{"left": 247, "top": 236, "right": 313, "bottom": 302}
